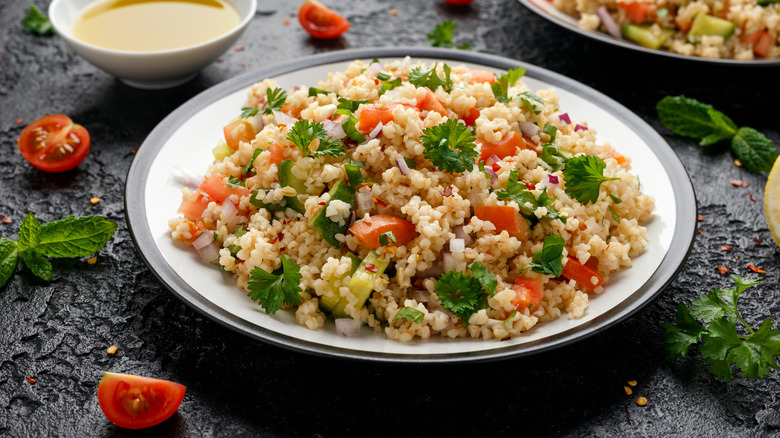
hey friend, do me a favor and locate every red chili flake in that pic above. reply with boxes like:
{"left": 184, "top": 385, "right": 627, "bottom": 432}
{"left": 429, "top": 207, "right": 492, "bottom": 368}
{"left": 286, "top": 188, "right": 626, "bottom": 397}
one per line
{"left": 492, "top": 163, "right": 501, "bottom": 173}
{"left": 754, "top": 238, "right": 762, "bottom": 244}
{"left": 2, "top": 217, "right": 12, "bottom": 224}
{"left": 234, "top": 45, "right": 245, "bottom": 51}
{"left": 279, "top": 247, "right": 286, "bottom": 251}
{"left": 26, "top": 377, "right": 36, "bottom": 384}
{"left": 730, "top": 179, "right": 744, "bottom": 187}
{"left": 523, "top": 181, "right": 536, "bottom": 190}
{"left": 748, "top": 264, "right": 766, "bottom": 274}
{"left": 271, "top": 237, "right": 279, "bottom": 244}
{"left": 131, "top": 148, "right": 138, "bottom": 154}
{"left": 318, "top": 202, "right": 327, "bottom": 206}
{"left": 365, "top": 264, "right": 378, "bottom": 273}
{"left": 720, "top": 245, "right": 733, "bottom": 252}
{"left": 747, "top": 193, "right": 756, "bottom": 202}
{"left": 441, "top": 185, "right": 453, "bottom": 197}
{"left": 399, "top": 183, "right": 409, "bottom": 188}
{"left": 277, "top": 232, "right": 284, "bottom": 242}
{"left": 283, "top": 19, "right": 291, "bottom": 25}
{"left": 15, "top": 118, "right": 24, "bottom": 125}
{"left": 742, "top": 181, "right": 749, "bottom": 188}
{"left": 697, "top": 229, "right": 705, "bottom": 236}
{"left": 239, "top": 63, "right": 246, "bottom": 68}
{"left": 358, "top": 182, "right": 371, "bottom": 188}
{"left": 697, "top": 214, "right": 704, "bottom": 222}
{"left": 717, "top": 265, "right": 729, "bottom": 275}
{"left": 373, "top": 197, "right": 388, "bottom": 207}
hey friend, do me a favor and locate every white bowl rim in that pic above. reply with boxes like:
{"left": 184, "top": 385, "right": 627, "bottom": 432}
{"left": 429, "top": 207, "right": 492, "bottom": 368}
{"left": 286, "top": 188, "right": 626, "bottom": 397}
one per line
{"left": 48, "top": 0, "right": 258, "bottom": 56}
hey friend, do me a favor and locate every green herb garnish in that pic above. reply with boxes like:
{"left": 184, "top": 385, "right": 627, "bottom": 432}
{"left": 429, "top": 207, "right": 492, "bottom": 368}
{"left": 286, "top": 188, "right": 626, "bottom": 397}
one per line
{"left": 337, "top": 98, "right": 368, "bottom": 112}
{"left": 264, "top": 87, "right": 288, "bottom": 115}
{"left": 287, "top": 119, "right": 345, "bottom": 158}
{"left": 308, "top": 87, "right": 330, "bottom": 97}
{"left": 562, "top": 155, "right": 619, "bottom": 204}
{"left": 518, "top": 91, "right": 545, "bottom": 115}
{"left": 23, "top": 3, "right": 54, "bottom": 36}
{"left": 247, "top": 255, "right": 303, "bottom": 315}
{"left": 378, "top": 231, "right": 397, "bottom": 247}
{"left": 435, "top": 270, "right": 488, "bottom": 325}
{"left": 468, "top": 261, "right": 497, "bottom": 296}
{"left": 239, "top": 107, "right": 260, "bottom": 119}
{"left": 378, "top": 78, "right": 403, "bottom": 97}
{"left": 420, "top": 119, "right": 478, "bottom": 174}
{"left": 393, "top": 307, "right": 425, "bottom": 323}
{"left": 662, "top": 275, "right": 780, "bottom": 383}
{"left": 335, "top": 109, "right": 366, "bottom": 143}
{"left": 656, "top": 96, "right": 777, "bottom": 173}
{"left": 494, "top": 170, "right": 566, "bottom": 223}
{"left": 523, "top": 234, "right": 564, "bottom": 277}
{"left": 409, "top": 63, "right": 453, "bottom": 92}
{"left": 490, "top": 67, "right": 526, "bottom": 104}
{"left": 242, "top": 149, "right": 263, "bottom": 176}
{"left": 427, "top": 20, "right": 470, "bottom": 50}
{"left": 376, "top": 72, "right": 392, "bottom": 81}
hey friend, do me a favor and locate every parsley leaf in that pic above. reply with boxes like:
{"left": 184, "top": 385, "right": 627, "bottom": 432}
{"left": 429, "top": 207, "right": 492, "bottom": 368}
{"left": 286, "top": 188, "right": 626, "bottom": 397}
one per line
{"left": 435, "top": 270, "right": 487, "bottom": 324}
{"left": 287, "top": 119, "right": 345, "bottom": 158}
{"left": 661, "top": 303, "right": 705, "bottom": 360}
{"left": 421, "top": 119, "right": 478, "bottom": 174}
{"left": 468, "top": 262, "right": 497, "bottom": 296}
{"left": 393, "top": 307, "right": 425, "bottom": 323}
{"left": 378, "top": 231, "right": 397, "bottom": 247}
{"left": 0, "top": 239, "right": 19, "bottom": 288}
{"left": 242, "top": 149, "right": 263, "bottom": 176}
{"left": 335, "top": 109, "right": 366, "bottom": 143}
{"left": 239, "top": 107, "right": 260, "bottom": 119}
{"left": 731, "top": 127, "right": 777, "bottom": 173}
{"left": 378, "top": 78, "right": 403, "bottom": 96}
{"left": 264, "top": 87, "right": 288, "bottom": 115}
{"left": 562, "top": 155, "right": 619, "bottom": 204}
{"left": 490, "top": 67, "right": 526, "bottom": 104}
{"left": 337, "top": 98, "right": 368, "bottom": 112}
{"left": 409, "top": 63, "right": 453, "bottom": 92}
{"left": 540, "top": 144, "right": 566, "bottom": 171}
{"left": 247, "top": 255, "right": 303, "bottom": 315}
{"left": 308, "top": 87, "right": 330, "bottom": 97}
{"left": 23, "top": 3, "right": 54, "bottom": 36}
{"left": 494, "top": 171, "right": 566, "bottom": 224}
{"left": 427, "top": 20, "right": 470, "bottom": 50}
{"left": 523, "top": 234, "right": 564, "bottom": 277}
{"left": 518, "top": 91, "right": 545, "bottom": 115}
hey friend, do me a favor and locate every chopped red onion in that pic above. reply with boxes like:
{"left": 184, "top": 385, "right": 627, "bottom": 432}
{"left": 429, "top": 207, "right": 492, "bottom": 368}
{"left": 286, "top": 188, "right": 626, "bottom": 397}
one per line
{"left": 412, "top": 289, "right": 430, "bottom": 303}
{"left": 574, "top": 124, "right": 588, "bottom": 132}
{"left": 396, "top": 157, "right": 410, "bottom": 175}
{"left": 558, "top": 113, "right": 571, "bottom": 125}
{"left": 368, "top": 121, "right": 383, "bottom": 139}
{"left": 172, "top": 165, "right": 203, "bottom": 188}
{"left": 597, "top": 6, "right": 622, "bottom": 39}
{"left": 441, "top": 185, "right": 453, "bottom": 197}
{"left": 292, "top": 86, "right": 301, "bottom": 92}
{"left": 335, "top": 318, "right": 362, "bottom": 337}
{"left": 442, "top": 251, "right": 457, "bottom": 273}
{"left": 490, "top": 154, "right": 500, "bottom": 164}
{"left": 322, "top": 119, "right": 345, "bottom": 139}
{"left": 192, "top": 231, "right": 213, "bottom": 250}
{"left": 484, "top": 166, "right": 498, "bottom": 185}
{"left": 347, "top": 211, "right": 356, "bottom": 229}
{"left": 366, "top": 62, "right": 385, "bottom": 75}
{"left": 192, "top": 232, "right": 220, "bottom": 263}
{"left": 449, "top": 238, "right": 465, "bottom": 253}
{"left": 548, "top": 174, "right": 560, "bottom": 185}
{"left": 272, "top": 110, "right": 297, "bottom": 126}
{"left": 519, "top": 121, "right": 540, "bottom": 137}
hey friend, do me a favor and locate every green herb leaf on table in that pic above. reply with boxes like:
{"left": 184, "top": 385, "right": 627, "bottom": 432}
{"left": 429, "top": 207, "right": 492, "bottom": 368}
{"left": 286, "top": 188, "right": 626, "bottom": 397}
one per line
{"left": 490, "top": 67, "right": 526, "bottom": 104}
{"left": 0, "top": 239, "right": 19, "bottom": 288}
{"left": 435, "top": 270, "right": 487, "bottom": 325}
{"left": 409, "top": 63, "right": 453, "bottom": 92}
{"left": 731, "top": 127, "right": 777, "bottom": 173}
{"left": 524, "top": 234, "right": 564, "bottom": 277}
{"left": 393, "top": 307, "right": 425, "bottom": 324}
{"left": 468, "top": 261, "right": 497, "bottom": 296}
{"left": 20, "top": 250, "right": 52, "bottom": 282}
{"left": 562, "top": 155, "right": 619, "bottom": 204}
{"left": 36, "top": 216, "right": 118, "bottom": 258}
{"left": 427, "top": 20, "right": 470, "bottom": 50}
{"left": 264, "top": 87, "right": 288, "bottom": 115}
{"left": 287, "top": 119, "right": 345, "bottom": 158}
{"left": 18, "top": 213, "right": 41, "bottom": 253}
{"left": 421, "top": 119, "right": 478, "bottom": 174}
{"left": 23, "top": 3, "right": 54, "bottom": 36}
{"left": 247, "top": 255, "right": 303, "bottom": 315}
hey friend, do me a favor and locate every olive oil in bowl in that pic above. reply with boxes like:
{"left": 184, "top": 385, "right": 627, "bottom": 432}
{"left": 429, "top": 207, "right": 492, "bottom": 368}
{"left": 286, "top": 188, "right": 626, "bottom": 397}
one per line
{"left": 72, "top": 0, "right": 241, "bottom": 52}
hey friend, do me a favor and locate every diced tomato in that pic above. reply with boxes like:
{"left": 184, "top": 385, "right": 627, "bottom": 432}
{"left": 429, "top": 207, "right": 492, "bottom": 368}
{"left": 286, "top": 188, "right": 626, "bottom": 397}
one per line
{"left": 177, "top": 193, "right": 208, "bottom": 220}
{"left": 752, "top": 31, "right": 772, "bottom": 58}
{"left": 97, "top": 372, "right": 186, "bottom": 430}
{"left": 466, "top": 69, "right": 496, "bottom": 84}
{"left": 268, "top": 143, "right": 285, "bottom": 167}
{"left": 182, "top": 219, "right": 207, "bottom": 243}
{"left": 561, "top": 255, "right": 605, "bottom": 292}
{"left": 715, "top": 1, "right": 730, "bottom": 19}
{"left": 611, "top": 151, "right": 627, "bottom": 165}
{"left": 478, "top": 131, "right": 526, "bottom": 162}
{"left": 280, "top": 103, "right": 302, "bottom": 118}
{"left": 619, "top": 2, "right": 650, "bottom": 24}
{"left": 297, "top": 0, "right": 350, "bottom": 39}
{"left": 415, "top": 88, "right": 448, "bottom": 117}
{"left": 198, "top": 174, "right": 250, "bottom": 204}
{"left": 675, "top": 16, "right": 692, "bottom": 33}
{"left": 511, "top": 277, "right": 544, "bottom": 313}
{"left": 473, "top": 206, "right": 528, "bottom": 240}
{"left": 358, "top": 106, "right": 394, "bottom": 132}
{"left": 349, "top": 214, "right": 417, "bottom": 248}
{"left": 462, "top": 107, "right": 480, "bottom": 126}
{"left": 222, "top": 119, "right": 255, "bottom": 151}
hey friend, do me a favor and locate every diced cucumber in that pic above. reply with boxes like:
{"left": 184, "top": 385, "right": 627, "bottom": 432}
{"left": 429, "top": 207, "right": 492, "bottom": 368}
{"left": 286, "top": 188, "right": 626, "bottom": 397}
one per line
{"left": 331, "top": 250, "right": 390, "bottom": 317}
{"left": 318, "top": 254, "right": 362, "bottom": 317}
{"left": 310, "top": 181, "right": 355, "bottom": 247}
{"left": 687, "top": 14, "right": 735, "bottom": 42}
{"left": 212, "top": 141, "right": 234, "bottom": 161}
{"left": 344, "top": 163, "right": 363, "bottom": 187}
{"left": 622, "top": 24, "right": 675, "bottom": 50}
{"left": 278, "top": 159, "right": 307, "bottom": 214}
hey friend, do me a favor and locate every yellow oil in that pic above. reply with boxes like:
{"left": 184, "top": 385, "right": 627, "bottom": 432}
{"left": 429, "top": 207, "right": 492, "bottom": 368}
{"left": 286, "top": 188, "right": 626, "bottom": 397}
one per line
{"left": 72, "top": 0, "right": 241, "bottom": 51}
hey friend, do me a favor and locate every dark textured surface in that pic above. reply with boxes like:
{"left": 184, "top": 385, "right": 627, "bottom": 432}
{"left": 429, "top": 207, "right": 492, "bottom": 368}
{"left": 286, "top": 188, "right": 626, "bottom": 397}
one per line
{"left": 1, "top": 0, "right": 779, "bottom": 436}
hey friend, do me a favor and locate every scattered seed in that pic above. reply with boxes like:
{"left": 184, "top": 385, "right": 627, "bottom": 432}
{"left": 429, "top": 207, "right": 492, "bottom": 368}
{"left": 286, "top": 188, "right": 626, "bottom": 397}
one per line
{"left": 748, "top": 264, "right": 766, "bottom": 274}
{"left": 637, "top": 397, "right": 648, "bottom": 406}
{"left": 87, "top": 256, "right": 98, "bottom": 265}
{"left": 90, "top": 197, "right": 101, "bottom": 205}
{"left": 717, "top": 265, "right": 729, "bottom": 275}
{"left": 720, "top": 245, "right": 733, "bottom": 252}
{"left": 106, "top": 345, "right": 118, "bottom": 355}
{"left": 697, "top": 214, "right": 704, "bottom": 222}
{"left": 283, "top": 19, "right": 290, "bottom": 25}
{"left": 15, "top": 118, "right": 24, "bottom": 125}
{"left": 234, "top": 45, "right": 245, "bottom": 51}
{"left": 627, "top": 380, "right": 637, "bottom": 387}
{"left": 734, "top": 159, "right": 743, "bottom": 167}
{"left": 26, "top": 377, "right": 36, "bottom": 384}
{"left": 389, "top": 8, "right": 398, "bottom": 15}
{"left": 624, "top": 386, "right": 633, "bottom": 395}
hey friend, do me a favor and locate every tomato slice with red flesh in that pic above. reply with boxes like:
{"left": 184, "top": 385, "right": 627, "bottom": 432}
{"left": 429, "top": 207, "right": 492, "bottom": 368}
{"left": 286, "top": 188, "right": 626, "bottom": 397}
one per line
{"left": 462, "top": 107, "right": 480, "bottom": 126}
{"left": 472, "top": 205, "right": 528, "bottom": 240}
{"left": 478, "top": 131, "right": 527, "bottom": 162}
{"left": 97, "top": 372, "right": 186, "bottom": 430}
{"left": 349, "top": 214, "right": 417, "bottom": 248}
{"left": 223, "top": 119, "right": 256, "bottom": 151}
{"left": 415, "top": 88, "right": 448, "bottom": 117}
{"left": 561, "top": 255, "right": 605, "bottom": 292}
{"left": 511, "top": 277, "right": 544, "bottom": 313}
{"left": 17, "top": 114, "right": 91, "bottom": 173}
{"left": 298, "top": 0, "right": 350, "bottom": 39}
{"left": 198, "top": 174, "right": 251, "bottom": 204}
{"left": 358, "top": 106, "right": 394, "bottom": 133}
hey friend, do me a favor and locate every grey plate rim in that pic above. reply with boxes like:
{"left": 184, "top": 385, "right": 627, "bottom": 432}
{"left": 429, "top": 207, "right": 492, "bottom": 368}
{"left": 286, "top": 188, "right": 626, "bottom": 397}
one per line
{"left": 125, "top": 47, "right": 697, "bottom": 364}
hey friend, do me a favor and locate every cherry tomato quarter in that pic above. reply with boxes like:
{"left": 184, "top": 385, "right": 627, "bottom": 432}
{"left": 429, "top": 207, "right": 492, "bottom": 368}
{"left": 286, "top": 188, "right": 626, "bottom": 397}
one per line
{"left": 17, "top": 114, "right": 91, "bottom": 173}
{"left": 97, "top": 372, "right": 186, "bottom": 430}
{"left": 298, "top": 0, "right": 350, "bottom": 39}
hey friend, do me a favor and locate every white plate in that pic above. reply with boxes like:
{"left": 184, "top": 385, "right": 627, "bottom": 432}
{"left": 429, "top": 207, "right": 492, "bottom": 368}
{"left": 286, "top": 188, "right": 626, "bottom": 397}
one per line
{"left": 518, "top": 0, "right": 780, "bottom": 66}
{"left": 125, "top": 48, "right": 696, "bottom": 363}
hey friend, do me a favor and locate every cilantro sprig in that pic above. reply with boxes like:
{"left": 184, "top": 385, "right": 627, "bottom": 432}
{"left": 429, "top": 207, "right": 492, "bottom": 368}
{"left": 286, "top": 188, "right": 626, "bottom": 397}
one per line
{"left": 494, "top": 170, "right": 566, "bottom": 224}
{"left": 421, "top": 119, "right": 478, "bottom": 173}
{"left": 427, "top": 20, "right": 470, "bottom": 50}
{"left": 491, "top": 67, "right": 526, "bottom": 104}
{"left": 435, "top": 270, "right": 488, "bottom": 324}
{"left": 247, "top": 255, "right": 303, "bottom": 315}
{"left": 662, "top": 275, "right": 780, "bottom": 383}
{"left": 264, "top": 87, "right": 288, "bottom": 115}
{"left": 287, "top": 119, "right": 345, "bottom": 158}
{"left": 656, "top": 96, "right": 777, "bottom": 173}
{"left": 0, "top": 213, "right": 117, "bottom": 287}
{"left": 23, "top": 3, "right": 54, "bottom": 36}
{"left": 562, "top": 155, "right": 619, "bottom": 204}
{"left": 409, "top": 63, "right": 453, "bottom": 92}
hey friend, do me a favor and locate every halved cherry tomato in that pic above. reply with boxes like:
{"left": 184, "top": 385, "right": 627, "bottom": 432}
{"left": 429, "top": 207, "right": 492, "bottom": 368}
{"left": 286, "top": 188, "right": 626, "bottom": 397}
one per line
{"left": 358, "top": 106, "right": 394, "bottom": 133}
{"left": 415, "top": 88, "right": 448, "bottom": 117}
{"left": 478, "top": 131, "right": 526, "bottom": 162}
{"left": 443, "top": 0, "right": 476, "bottom": 5}
{"left": 223, "top": 119, "right": 256, "bottom": 151}
{"left": 298, "top": 0, "right": 350, "bottom": 39}
{"left": 198, "top": 174, "right": 251, "bottom": 204}
{"left": 17, "top": 114, "right": 90, "bottom": 173}
{"left": 511, "top": 277, "right": 544, "bottom": 313}
{"left": 473, "top": 205, "right": 528, "bottom": 240}
{"left": 97, "top": 372, "right": 186, "bottom": 430}
{"left": 349, "top": 214, "right": 417, "bottom": 248}
{"left": 268, "top": 143, "right": 285, "bottom": 167}
{"left": 561, "top": 255, "right": 605, "bottom": 292}
{"left": 462, "top": 107, "right": 480, "bottom": 126}
{"left": 466, "top": 69, "right": 496, "bottom": 84}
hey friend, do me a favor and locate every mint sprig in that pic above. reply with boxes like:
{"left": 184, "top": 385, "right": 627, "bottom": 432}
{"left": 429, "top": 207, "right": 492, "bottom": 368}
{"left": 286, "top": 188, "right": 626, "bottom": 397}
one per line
{"left": 656, "top": 96, "right": 777, "bottom": 173}
{"left": 427, "top": 20, "right": 470, "bottom": 50}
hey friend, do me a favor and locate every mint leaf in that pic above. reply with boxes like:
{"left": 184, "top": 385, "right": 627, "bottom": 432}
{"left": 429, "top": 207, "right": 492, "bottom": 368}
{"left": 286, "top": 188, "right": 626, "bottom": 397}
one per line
{"left": 18, "top": 213, "right": 41, "bottom": 252}
{"left": 731, "top": 127, "right": 777, "bottom": 173}
{"left": 23, "top": 3, "right": 54, "bottom": 36}
{"left": 468, "top": 261, "right": 497, "bottom": 296}
{"left": 20, "top": 250, "right": 52, "bottom": 282}
{"left": 0, "top": 239, "right": 19, "bottom": 288}
{"left": 393, "top": 307, "right": 425, "bottom": 323}
{"left": 656, "top": 96, "right": 737, "bottom": 145}
{"left": 36, "top": 216, "right": 117, "bottom": 258}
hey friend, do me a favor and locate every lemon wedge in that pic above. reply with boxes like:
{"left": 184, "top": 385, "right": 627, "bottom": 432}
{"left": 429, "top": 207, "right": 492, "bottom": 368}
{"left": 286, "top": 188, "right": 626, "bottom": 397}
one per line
{"left": 764, "top": 157, "right": 780, "bottom": 247}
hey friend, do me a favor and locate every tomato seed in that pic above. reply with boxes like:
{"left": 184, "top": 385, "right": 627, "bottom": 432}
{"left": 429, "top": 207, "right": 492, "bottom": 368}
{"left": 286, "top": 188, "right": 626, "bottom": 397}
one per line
{"left": 90, "top": 197, "right": 101, "bottom": 204}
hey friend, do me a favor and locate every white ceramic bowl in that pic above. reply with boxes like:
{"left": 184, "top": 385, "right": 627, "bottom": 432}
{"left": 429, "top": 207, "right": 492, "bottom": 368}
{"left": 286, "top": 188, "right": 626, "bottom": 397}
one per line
{"left": 49, "top": 0, "right": 257, "bottom": 89}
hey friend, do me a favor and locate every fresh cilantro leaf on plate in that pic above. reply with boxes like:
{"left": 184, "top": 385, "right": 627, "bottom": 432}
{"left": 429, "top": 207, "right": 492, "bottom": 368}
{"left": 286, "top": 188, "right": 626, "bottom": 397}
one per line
{"left": 247, "top": 255, "right": 303, "bottom": 315}
{"left": 378, "top": 78, "right": 403, "bottom": 96}
{"left": 562, "top": 154, "right": 619, "bottom": 204}
{"left": 421, "top": 119, "right": 478, "bottom": 174}
{"left": 393, "top": 307, "right": 425, "bottom": 323}
{"left": 23, "top": 3, "right": 54, "bottom": 36}
{"left": 287, "top": 119, "right": 345, "bottom": 158}
{"left": 264, "top": 87, "right": 288, "bottom": 115}
{"left": 427, "top": 20, "right": 470, "bottom": 50}
{"left": 490, "top": 67, "right": 526, "bottom": 104}
{"left": 308, "top": 87, "right": 330, "bottom": 97}
{"left": 523, "top": 234, "right": 564, "bottom": 277}
{"left": 337, "top": 97, "right": 368, "bottom": 113}
{"left": 435, "top": 270, "right": 487, "bottom": 324}
{"left": 409, "top": 63, "right": 453, "bottom": 92}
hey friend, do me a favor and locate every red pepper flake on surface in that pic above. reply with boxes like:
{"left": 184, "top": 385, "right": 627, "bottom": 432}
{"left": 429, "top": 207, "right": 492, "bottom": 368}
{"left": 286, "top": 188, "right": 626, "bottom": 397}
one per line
{"left": 523, "top": 181, "right": 536, "bottom": 190}
{"left": 217, "top": 57, "right": 224, "bottom": 63}
{"left": 747, "top": 193, "right": 756, "bottom": 202}
{"left": 26, "top": 377, "right": 36, "bottom": 384}
{"left": 283, "top": 18, "right": 290, "bottom": 25}
{"left": 365, "top": 264, "right": 378, "bottom": 273}
{"left": 15, "top": 118, "right": 24, "bottom": 125}
{"left": 1, "top": 217, "right": 12, "bottom": 224}
{"left": 697, "top": 229, "right": 705, "bottom": 236}
{"left": 730, "top": 179, "right": 745, "bottom": 187}
{"left": 754, "top": 238, "right": 762, "bottom": 244}
{"left": 717, "top": 265, "right": 729, "bottom": 275}
{"left": 720, "top": 245, "right": 733, "bottom": 252}
{"left": 441, "top": 185, "right": 453, "bottom": 197}
{"left": 373, "top": 197, "right": 387, "bottom": 208}
{"left": 697, "top": 214, "right": 704, "bottom": 222}
{"left": 748, "top": 264, "right": 766, "bottom": 274}
{"left": 131, "top": 148, "right": 138, "bottom": 154}
{"left": 234, "top": 45, "right": 245, "bottom": 51}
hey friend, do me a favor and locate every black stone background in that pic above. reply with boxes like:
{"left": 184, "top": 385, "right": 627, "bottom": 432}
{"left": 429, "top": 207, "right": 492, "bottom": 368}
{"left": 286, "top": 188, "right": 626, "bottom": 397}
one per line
{"left": 1, "top": 0, "right": 779, "bottom": 436}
